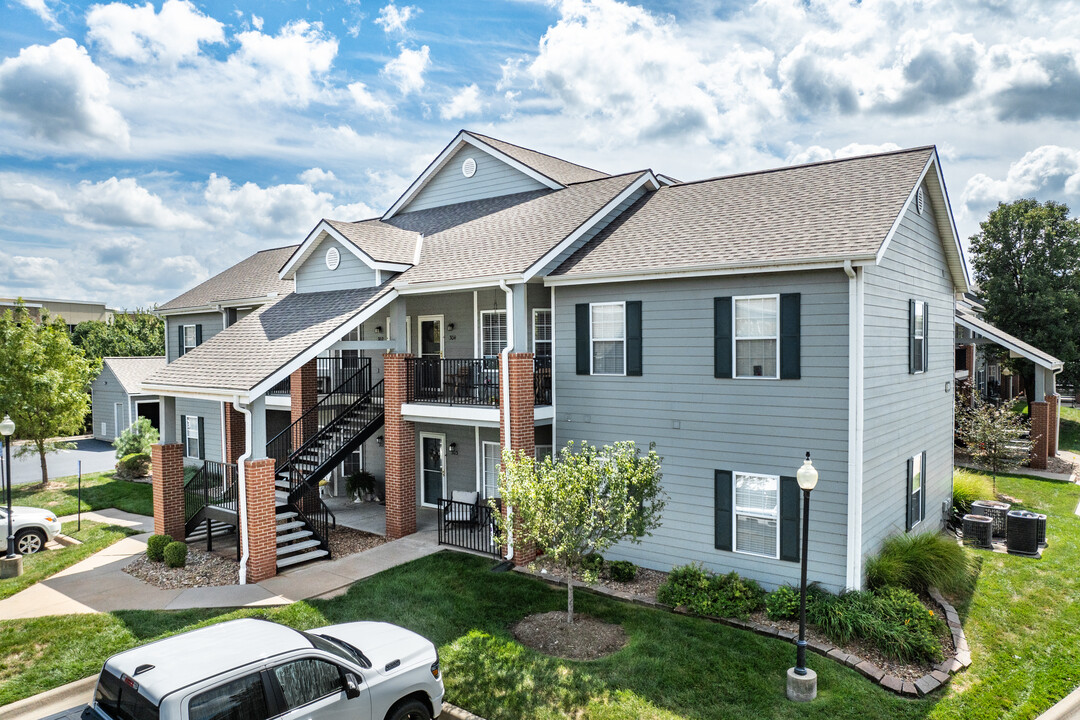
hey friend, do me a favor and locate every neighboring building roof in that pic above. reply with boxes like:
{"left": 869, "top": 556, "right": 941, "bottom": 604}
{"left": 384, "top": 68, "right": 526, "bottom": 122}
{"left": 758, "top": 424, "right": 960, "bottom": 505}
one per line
{"left": 552, "top": 147, "right": 936, "bottom": 277}
{"left": 464, "top": 131, "right": 610, "bottom": 185}
{"left": 143, "top": 287, "right": 393, "bottom": 393}
{"left": 101, "top": 356, "right": 166, "bottom": 395}
{"left": 955, "top": 306, "right": 1063, "bottom": 370}
{"left": 158, "top": 245, "right": 298, "bottom": 312}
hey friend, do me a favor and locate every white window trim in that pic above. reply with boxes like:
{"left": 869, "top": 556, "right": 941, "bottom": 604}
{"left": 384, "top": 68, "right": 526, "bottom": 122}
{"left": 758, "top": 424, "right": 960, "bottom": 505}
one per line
{"left": 913, "top": 300, "right": 927, "bottom": 375}
{"left": 481, "top": 440, "right": 501, "bottom": 499}
{"left": 732, "top": 471, "right": 781, "bottom": 559}
{"left": 480, "top": 309, "right": 507, "bottom": 358}
{"left": 185, "top": 415, "right": 200, "bottom": 459}
{"left": 182, "top": 324, "right": 197, "bottom": 354}
{"left": 910, "top": 452, "right": 923, "bottom": 528}
{"left": 532, "top": 308, "right": 552, "bottom": 356}
{"left": 589, "top": 301, "right": 627, "bottom": 376}
{"left": 419, "top": 432, "right": 446, "bottom": 508}
{"left": 732, "top": 293, "right": 781, "bottom": 380}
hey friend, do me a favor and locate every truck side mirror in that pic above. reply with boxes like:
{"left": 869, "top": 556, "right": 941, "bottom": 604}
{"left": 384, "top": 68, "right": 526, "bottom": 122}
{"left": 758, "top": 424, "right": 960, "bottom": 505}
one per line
{"left": 344, "top": 673, "right": 362, "bottom": 699}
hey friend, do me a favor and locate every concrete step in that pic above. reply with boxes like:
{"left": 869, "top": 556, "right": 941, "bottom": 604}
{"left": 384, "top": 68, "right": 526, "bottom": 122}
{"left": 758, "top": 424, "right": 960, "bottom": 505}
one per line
{"left": 275, "top": 520, "right": 305, "bottom": 533}
{"left": 276, "top": 548, "right": 329, "bottom": 569}
{"left": 276, "top": 529, "right": 314, "bottom": 544}
{"left": 275, "top": 479, "right": 291, "bottom": 490}
{"left": 276, "top": 538, "right": 321, "bottom": 556}
{"left": 275, "top": 490, "right": 289, "bottom": 503}
{"left": 275, "top": 510, "right": 298, "bottom": 522}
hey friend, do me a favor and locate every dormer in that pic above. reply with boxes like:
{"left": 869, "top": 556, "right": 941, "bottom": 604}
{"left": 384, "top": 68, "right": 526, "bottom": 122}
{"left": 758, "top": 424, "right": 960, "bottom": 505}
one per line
{"left": 279, "top": 221, "right": 413, "bottom": 292}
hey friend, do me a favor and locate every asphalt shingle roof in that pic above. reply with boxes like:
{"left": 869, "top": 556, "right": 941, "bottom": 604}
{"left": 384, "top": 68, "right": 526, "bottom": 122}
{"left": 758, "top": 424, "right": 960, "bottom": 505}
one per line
{"left": 102, "top": 356, "right": 166, "bottom": 395}
{"left": 322, "top": 219, "right": 417, "bottom": 265}
{"left": 465, "top": 131, "right": 610, "bottom": 185}
{"left": 553, "top": 147, "right": 935, "bottom": 277}
{"left": 143, "top": 287, "right": 391, "bottom": 392}
{"left": 158, "top": 245, "right": 298, "bottom": 311}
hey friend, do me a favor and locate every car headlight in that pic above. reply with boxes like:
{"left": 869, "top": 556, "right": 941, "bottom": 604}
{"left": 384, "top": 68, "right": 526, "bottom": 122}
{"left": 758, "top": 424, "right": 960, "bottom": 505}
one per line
{"left": 45, "top": 517, "right": 56, "bottom": 523}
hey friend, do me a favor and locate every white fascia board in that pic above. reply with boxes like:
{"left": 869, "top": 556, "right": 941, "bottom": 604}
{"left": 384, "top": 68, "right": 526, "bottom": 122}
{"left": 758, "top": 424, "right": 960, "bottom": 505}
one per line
{"left": 382, "top": 131, "right": 565, "bottom": 220}
{"left": 394, "top": 275, "right": 522, "bottom": 295}
{"left": 265, "top": 395, "right": 291, "bottom": 410}
{"left": 955, "top": 315, "right": 1063, "bottom": 370}
{"left": 543, "top": 257, "right": 873, "bottom": 287}
{"left": 401, "top": 402, "right": 501, "bottom": 427}
{"left": 246, "top": 289, "right": 399, "bottom": 399}
{"left": 155, "top": 304, "right": 220, "bottom": 317}
{"left": 534, "top": 405, "right": 555, "bottom": 421}
{"left": 279, "top": 221, "right": 411, "bottom": 280}
{"left": 522, "top": 172, "right": 660, "bottom": 282}
{"left": 875, "top": 152, "right": 971, "bottom": 293}
{"left": 138, "top": 383, "right": 240, "bottom": 402}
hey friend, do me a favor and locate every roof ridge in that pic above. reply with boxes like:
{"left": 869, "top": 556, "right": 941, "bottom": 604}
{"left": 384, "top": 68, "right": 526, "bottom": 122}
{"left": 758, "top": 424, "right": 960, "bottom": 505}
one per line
{"left": 254, "top": 244, "right": 300, "bottom": 253}
{"left": 669, "top": 145, "right": 937, "bottom": 189}
{"left": 464, "top": 130, "right": 610, "bottom": 178}
{"left": 104, "top": 355, "right": 165, "bottom": 359}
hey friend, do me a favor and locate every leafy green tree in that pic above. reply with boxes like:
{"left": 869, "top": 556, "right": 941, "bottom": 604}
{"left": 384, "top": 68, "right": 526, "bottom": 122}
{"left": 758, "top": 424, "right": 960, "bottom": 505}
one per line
{"left": 969, "top": 199, "right": 1080, "bottom": 400}
{"left": 956, "top": 396, "right": 1028, "bottom": 495}
{"left": 0, "top": 302, "right": 100, "bottom": 486}
{"left": 70, "top": 310, "right": 164, "bottom": 360}
{"left": 113, "top": 417, "right": 159, "bottom": 459}
{"left": 493, "top": 441, "right": 665, "bottom": 624}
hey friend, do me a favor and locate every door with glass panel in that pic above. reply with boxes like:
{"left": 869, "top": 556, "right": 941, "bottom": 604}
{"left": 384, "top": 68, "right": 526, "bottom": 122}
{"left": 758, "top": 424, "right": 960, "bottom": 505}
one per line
{"left": 417, "top": 316, "right": 443, "bottom": 398}
{"left": 421, "top": 433, "right": 445, "bottom": 508}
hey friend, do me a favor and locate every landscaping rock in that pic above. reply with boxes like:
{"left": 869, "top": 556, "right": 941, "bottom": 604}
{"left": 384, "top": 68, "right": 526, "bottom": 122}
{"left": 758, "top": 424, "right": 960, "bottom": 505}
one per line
{"left": 881, "top": 675, "right": 904, "bottom": 693}
{"left": 855, "top": 660, "right": 885, "bottom": 682}
{"left": 901, "top": 681, "right": 918, "bottom": 696}
{"left": 914, "top": 675, "right": 941, "bottom": 696}
{"left": 930, "top": 670, "right": 950, "bottom": 683}
{"left": 937, "top": 658, "right": 963, "bottom": 674}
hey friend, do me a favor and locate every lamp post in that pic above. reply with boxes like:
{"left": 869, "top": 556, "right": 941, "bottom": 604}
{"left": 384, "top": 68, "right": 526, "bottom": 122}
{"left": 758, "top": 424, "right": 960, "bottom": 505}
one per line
{"left": 787, "top": 451, "right": 818, "bottom": 702}
{"left": 0, "top": 414, "right": 21, "bottom": 579}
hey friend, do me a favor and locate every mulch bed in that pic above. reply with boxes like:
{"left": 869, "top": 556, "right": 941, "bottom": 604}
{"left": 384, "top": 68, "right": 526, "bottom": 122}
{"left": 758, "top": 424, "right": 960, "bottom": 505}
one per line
{"left": 512, "top": 611, "right": 628, "bottom": 660}
{"left": 531, "top": 557, "right": 668, "bottom": 599}
{"left": 327, "top": 526, "right": 386, "bottom": 558}
{"left": 124, "top": 546, "right": 239, "bottom": 589}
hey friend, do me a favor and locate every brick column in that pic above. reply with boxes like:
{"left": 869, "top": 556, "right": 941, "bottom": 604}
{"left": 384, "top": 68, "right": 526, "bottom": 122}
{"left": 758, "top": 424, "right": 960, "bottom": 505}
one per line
{"left": 1046, "top": 394, "right": 1060, "bottom": 457}
{"left": 152, "top": 443, "right": 185, "bottom": 541}
{"left": 499, "top": 353, "right": 536, "bottom": 565}
{"left": 291, "top": 359, "right": 318, "bottom": 445}
{"left": 223, "top": 402, "right": 246, "bottom": 465}
{"left": 1029, "top": 400, "right": 1050, "bottom": 470}
{"left": 384, "top": 353, "right": 416, "bottom": 539}
{"left": 244, "top": 458, "right": 278, "bottom": 583}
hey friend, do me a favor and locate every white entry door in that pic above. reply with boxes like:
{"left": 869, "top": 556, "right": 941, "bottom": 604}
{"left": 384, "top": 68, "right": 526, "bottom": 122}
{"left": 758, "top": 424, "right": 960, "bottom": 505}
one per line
{"left": 420, "top": 432, "right": 446, "bottom": 507}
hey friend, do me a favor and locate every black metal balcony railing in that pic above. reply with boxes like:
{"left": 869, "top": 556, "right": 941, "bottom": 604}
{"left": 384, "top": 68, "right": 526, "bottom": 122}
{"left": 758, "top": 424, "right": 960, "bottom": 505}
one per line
{"left": 534, "top": 356, "right": 552, "bottom": 406}
{"left": 409, "top": 358, "right": 500, "bottom": 407}
{"left": 266, "top": 356, "right": 365, "bottom": 397}
{"left": 184, "top": 460, "right": 239, "bottom": 526}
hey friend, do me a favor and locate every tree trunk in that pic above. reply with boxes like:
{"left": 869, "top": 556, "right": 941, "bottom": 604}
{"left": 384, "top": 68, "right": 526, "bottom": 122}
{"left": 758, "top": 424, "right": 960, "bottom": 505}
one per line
{"left": 566, "top": 560, "right": 574, "bottom": 624}
{"left": 37, "top": 440, "right": 49, "bottom": 487}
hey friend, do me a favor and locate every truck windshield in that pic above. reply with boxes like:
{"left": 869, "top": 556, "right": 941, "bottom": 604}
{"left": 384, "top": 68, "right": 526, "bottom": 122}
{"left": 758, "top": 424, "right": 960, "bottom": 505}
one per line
{"left": 94, "top": 670, "right": 160, "bottom": 720}
{"left": 303, "top": 631, "right": 371, "bottom": 669}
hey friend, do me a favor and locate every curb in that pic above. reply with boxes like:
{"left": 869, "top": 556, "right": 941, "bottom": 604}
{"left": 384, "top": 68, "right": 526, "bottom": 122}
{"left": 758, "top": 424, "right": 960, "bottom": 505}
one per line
{"left": 52, "top": 534, "right": 82, "bottom": 548}
{"left": 1037, "top": 683, "right": 1080, "bottom": 720}
{"left": 441, "top": 702, "right": 487, "bottom": 720}
{"left": 0, "top": 675, "right": 96, "bottom": 720}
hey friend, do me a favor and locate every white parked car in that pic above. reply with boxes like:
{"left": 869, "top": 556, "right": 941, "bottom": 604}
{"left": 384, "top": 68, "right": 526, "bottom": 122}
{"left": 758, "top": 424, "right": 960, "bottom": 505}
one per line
{"left": 84, "top": 618, "right": 444, "bottom": 720}
{"left": 0, "top": 506, "right": 62, "bottom": 555}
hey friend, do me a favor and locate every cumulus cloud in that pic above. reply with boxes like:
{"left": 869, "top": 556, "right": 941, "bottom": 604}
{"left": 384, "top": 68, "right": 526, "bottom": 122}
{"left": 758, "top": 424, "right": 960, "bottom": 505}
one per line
{"left": 374, "top": 3, "right": 418, "bottom": 34}
{"left": 0, "top": 39, "right": 129, "bottom": 149}
{"left": 987, "top": 39, "right": 1080, "bottom": 121}
{"left": 229, "top": 20, "right": 338, "bottom": 105}
{"left": 1, "top": 255, "right": 62, "bottom": 287}
{"left": 440, "top": 84, "right": 482, "bottom": 120}
{"left": 785, "top": 142, "right": 902, "bottom": 165}
{"left": 299, "top": 168, "right": 337, "bottom": 186}
{"left": 347, "top": 81, "right": 393, "bottom": 116}
{"left": 14, "top": 0, "right": 62, "bottom": 31}
{"left": 382, "top": 45, "right": 429, "bottom": 94}
{"left": 86, "top": 0, "right": 225, "bottom": 64}
{"left": 960, "top": 146, "right": 1080, "bottom": 217}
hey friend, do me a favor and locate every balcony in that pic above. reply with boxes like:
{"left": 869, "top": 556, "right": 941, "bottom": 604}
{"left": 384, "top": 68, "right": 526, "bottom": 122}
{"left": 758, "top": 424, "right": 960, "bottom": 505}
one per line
{"left": 267, "top": 356, "right": 367, "bottom": 398}
{"left": 401, "top": 356, "right": 552, "bottom": 426}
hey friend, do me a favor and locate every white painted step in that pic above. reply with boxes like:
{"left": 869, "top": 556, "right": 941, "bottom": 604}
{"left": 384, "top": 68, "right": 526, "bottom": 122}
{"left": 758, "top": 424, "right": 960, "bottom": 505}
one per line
{"left": 277, "top": 539, "right": 321, "bottom": 556}
{"left": 276, "top": 548, "right": 329, "bottom": 568}
{"left": 275, "top": 521, "right": 305, "bottom": 533}
{"left": 276, "top": 511, "right": 298, "bottom": 521}
{"left": 276, "top": 529, "right": 314, "bottom": 544}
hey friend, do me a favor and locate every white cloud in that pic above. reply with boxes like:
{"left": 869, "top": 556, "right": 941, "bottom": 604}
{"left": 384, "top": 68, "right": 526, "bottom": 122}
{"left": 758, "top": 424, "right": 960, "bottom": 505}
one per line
{"left": 86, "top": 0, "right": 225, "bottom": 64}
{"left": 2, "top": 255, "right": 61, "bottom": 286}
{"left": 382, "top": 45, "right": 429, "bottom": 95}
{"left": 14, "top": 0, "right": 62, "bottom": 31}
{"left": 374, "top": 3, "right": 418, "bottom": 34}
{"left": 229, "top": 20, "right": 338, "bottom": 106}
{"left": 251, "top": 14, "right": 263, "bottom": 31}
{"left": 440, "top": 83, "right": 482, "bottom": 120}
{"left": 299, "top": 168, "right": 337, "bottom": 186}
{"left": 0, "top": 38, "right": 129, "bottom": 149}
{"left": 960, "top": 146, "right": 1080, "bottom": 216}
{"left": 786, "top": 142, "right": 902, "bottom": 165}
{"left": 347, "top": 81, "right": 393, "bottom": 116}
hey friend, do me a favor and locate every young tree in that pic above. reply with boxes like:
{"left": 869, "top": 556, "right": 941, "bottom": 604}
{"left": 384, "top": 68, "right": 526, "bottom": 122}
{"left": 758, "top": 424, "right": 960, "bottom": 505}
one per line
{"left": 0, "top": 303, "right": 100, "bottom": 487}
{"left": 70, "top": 310, "right": 164, "bottom": 360}
{"left": 494, "top": 441, "right": 665, "bottom": 624}
{"left": 969, "top": 199, "right": 1080, "bottom": 399}
{"left": 957, "top": 397, "right": 1028, "bottom": 495}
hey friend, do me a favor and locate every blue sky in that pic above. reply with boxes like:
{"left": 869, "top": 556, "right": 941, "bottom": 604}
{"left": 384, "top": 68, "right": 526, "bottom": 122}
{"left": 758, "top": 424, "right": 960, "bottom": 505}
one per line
{"left": 2, "top": 0, "right": 1080, "bottom": 307}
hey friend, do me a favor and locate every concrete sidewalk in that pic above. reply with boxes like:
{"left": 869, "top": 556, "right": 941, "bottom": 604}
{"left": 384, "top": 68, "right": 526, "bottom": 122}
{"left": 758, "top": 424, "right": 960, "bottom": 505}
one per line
{"left": 0, "top": 512, "right": 441, "bottom": 619}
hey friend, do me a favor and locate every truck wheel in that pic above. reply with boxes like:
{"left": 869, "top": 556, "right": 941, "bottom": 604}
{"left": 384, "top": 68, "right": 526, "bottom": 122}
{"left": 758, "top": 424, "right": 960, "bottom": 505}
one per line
{"left": 386, "top": 699, "right": 431, "bottom": 720}
{"left": 15, "top": 528, "right": 46, "bottom": 554}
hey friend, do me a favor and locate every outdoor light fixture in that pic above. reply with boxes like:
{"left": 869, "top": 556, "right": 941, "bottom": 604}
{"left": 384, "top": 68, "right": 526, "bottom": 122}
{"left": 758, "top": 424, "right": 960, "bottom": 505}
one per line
{"left": 448, "top": 442, "right": 458, "bottom": 455}
{"left": 376, "top": 435, "right": 384, "bottom": 448}
{"left": 788, "top": 451, "right": 818, "bottom": 702}
{"left": 447, "top": 322, "right": 455, "bottom": 331}
{"left": 1, "top": 415, "right": 18, "bottom": 571}
{"left": 375, "top": 325, "right": 384, "bottom": 334}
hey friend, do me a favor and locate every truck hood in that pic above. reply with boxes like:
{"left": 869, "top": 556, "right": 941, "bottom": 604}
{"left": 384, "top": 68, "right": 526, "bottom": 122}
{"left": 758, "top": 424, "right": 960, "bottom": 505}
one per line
{"left": 10, "top": 506, "right": 59, "bottom": 522}
{"left": 313, "top": 622, "right": 436, "bottom": 677}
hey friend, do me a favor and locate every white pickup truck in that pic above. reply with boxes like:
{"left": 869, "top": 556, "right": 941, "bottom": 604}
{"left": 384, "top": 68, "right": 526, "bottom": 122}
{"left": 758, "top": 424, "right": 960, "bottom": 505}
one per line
{"left": 82, "top": 618, "right": 443, "bottom": 720}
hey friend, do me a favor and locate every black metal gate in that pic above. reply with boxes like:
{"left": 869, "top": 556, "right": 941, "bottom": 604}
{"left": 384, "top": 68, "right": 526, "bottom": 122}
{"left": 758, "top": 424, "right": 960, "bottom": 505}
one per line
{"left": 437, "top": 498, "right": 503, "bottom": 557}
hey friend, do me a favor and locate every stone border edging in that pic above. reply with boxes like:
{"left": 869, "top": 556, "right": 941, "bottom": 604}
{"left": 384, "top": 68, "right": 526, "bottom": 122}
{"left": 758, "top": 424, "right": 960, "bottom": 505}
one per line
{"left": 441, "top": 702, "right": 488, "bottom": 720}
{"left": 512, "top": 566, "right": 970, "bottom": 697}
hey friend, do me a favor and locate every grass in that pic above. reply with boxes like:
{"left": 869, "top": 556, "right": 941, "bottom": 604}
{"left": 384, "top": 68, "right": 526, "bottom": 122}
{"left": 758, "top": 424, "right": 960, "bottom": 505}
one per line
{"left": 1, "top": 470, "right": 1078, "bottom": 719}
{"left": 10, "top": 471, "right": 153, "bottom": 517}
{"left": 1060, "top": 404, "right": 1079, "bottom": 454}
{"left": 0, "top": 521, "right": 138, "bottom": 602}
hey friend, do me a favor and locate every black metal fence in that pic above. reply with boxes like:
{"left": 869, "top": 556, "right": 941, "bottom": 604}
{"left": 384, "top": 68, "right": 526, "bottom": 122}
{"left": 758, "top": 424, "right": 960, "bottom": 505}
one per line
{"left": 184, "top": 460, "right": 238, "bottom": 525}
{"left": 437, "top": 497, "right": 502, "bottom": 557}
{"left": 534, "top": 356, "right": 552, "bottom": 405}
{"left": 409, "top": 358, "right": 500, "bottom": 406}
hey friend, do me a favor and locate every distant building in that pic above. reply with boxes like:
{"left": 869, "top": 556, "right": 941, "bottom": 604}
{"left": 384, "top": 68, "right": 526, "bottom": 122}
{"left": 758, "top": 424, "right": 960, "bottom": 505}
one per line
{"left": 0, "top": 297, "right": 116, "bottom": 332}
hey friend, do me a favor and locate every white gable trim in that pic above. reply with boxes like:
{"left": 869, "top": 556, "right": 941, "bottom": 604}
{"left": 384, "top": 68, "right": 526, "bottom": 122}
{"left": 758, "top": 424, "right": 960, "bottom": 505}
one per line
{"left": 382, "top": 131, "right": 565, "bottom": 220}
{"left": 875, "top": 151, "right": 971, "bottom": 293}
{"left": 280, "top": 221, "right": 411, "bottom": 280}
{"left": 522, "top": 172, "right": 660, "bottom": 282}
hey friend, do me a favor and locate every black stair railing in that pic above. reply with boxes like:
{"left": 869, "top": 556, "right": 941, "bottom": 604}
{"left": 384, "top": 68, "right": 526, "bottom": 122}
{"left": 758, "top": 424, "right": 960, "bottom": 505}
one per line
{"left": 534, "top": 356, "right": 552, "bottom": 405}
{"left": 184, "top": 460, "right": 239, "bottom": 527}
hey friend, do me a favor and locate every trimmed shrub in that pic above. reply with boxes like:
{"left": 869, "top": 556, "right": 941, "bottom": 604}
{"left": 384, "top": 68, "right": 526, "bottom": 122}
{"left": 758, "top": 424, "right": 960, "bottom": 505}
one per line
{"left": 807, "top": 586, "right": 946, "bottom": 663}
{"left": 658, "top": 564, "right": 764, "bottom": 620}
{"left": 116, "top": 452, "right": 151, "bottom": 479}
{"left": 163, "top": 541, "right": 188, "bottom": 568}
{"left": 952, "top": 472, "right": 993, "bottom": 516}
{"left": 609, "top": 560, "right": 637, "bottom": 582}
{"left": 581, "top": 553, "right": 605, "bottom": 574}
{"left": 113, "top": 417, "right": 159, "bottom": 459}
{"left": 865, "top": 532, "right": 978, "bottom": 595}
{"left": 658, "top": 563, "right": 711, "bottom": 607}
{"left": 146, "top": 534, "right": 172, "bottom": 562}
{"left": 765, "top": 585, "right": 800, "bottom": 621}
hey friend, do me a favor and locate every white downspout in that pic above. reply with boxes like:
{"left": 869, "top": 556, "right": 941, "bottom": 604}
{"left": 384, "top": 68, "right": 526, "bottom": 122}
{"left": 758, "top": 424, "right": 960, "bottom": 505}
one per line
{"left": 843, "top": 260, "right": 864, "bottom": 590}
{"left": 234, "top": 398, "right": 252, "bottom": 585}
{"left": 498, "top": 280, "right": 515, "bottom": 561}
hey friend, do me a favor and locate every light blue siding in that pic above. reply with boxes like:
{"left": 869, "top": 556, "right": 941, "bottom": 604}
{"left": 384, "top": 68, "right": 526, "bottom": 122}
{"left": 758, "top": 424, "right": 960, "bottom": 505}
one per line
{"left": 404, "top": 145, "right": 547, "bottom": 213}
{"left": 861, "top": 182, "right": 957, "bottom": 562}
{"left": 295, "top": 238, "right": 377, "bottom": 293}
{"left": 553, "top": 271, "right": 851, "bottom": 591}
{"left": 164, "top": 312, "right": 224, "bottom": 363}
{"left": 175, "top": 398, "right": 222, "bottom": 465}
{"left": 91, "top": 365, "right": 130, "bottom": 442}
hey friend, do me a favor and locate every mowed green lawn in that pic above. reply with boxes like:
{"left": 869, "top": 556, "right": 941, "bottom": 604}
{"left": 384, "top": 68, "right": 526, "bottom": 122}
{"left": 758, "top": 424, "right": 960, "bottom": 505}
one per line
{"left": 1, "top": 471, "right": 1078, "bottom": 719}
{"left": 11, "top": 471, "right": 153, "bottom": 518}
{"left": 1060, "top": 404, "right": 1079, "bottom": 454}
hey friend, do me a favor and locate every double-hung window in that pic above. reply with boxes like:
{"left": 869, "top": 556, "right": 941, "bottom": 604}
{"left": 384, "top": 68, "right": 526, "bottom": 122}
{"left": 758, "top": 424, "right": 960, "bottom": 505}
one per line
{"left": 910, "top": 300, "right": 928, "bottom": 373}
{"left": 733, "top": 472, "right": 780, "bottom": 558}
{"left": 481, "top": 310, "right": 507, "bottom": 358}
{"left": 907, "top": 451, "right": 926, "bottom": 530}
{"left": 734, "top": 295, "right": 779, "bottom": 378}
{"left": 185, "top": 415, "right": 200, "bottom": 459}
{"left": 590, "top": 302, "right": 625, "bottom": 375}
{"left": 533, "top": 309, "right": 552, "bottom": 358}
{"left": 183, "top": 325, "right": 198, "bottom": 354}
{"left": 482, "top": 441, "right": 501, "bottom": 498}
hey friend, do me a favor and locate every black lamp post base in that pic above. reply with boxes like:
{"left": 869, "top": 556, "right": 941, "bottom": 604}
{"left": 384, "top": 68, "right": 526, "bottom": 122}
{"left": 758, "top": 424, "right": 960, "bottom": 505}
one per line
{"left": 0, "top": 555, "right": 23, "bottom": 579}
{"left": 786, "top": 667, "right": 817, "bottom": 702}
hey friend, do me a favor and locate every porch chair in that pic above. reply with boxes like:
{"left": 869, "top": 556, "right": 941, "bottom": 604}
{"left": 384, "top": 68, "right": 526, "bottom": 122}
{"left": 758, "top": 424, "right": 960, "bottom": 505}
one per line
{"left": 445, "top": 490, "right": 480, "bottom": 527}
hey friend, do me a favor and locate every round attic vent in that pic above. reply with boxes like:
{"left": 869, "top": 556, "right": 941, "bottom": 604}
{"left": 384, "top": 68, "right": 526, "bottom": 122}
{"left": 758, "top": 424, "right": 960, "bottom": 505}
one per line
{"left": 462, "top": 157, "right": 477, "bottom": 178}
{"left": 325, "top": 246, "right": 340, "bottom": 271}
{"left": 916, "top": 187, "right": 925, "bottom": 214}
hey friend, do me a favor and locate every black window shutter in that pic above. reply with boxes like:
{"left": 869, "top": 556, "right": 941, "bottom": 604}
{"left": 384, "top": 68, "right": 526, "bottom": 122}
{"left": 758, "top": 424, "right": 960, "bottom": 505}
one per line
{"left": 197, "top": 416, "right": 205, "bottom": 460}
{"left": 714, "top": 469, "right": 733, "bottom": 551}
{"left": 178, "top": 325, "right": 186, "bottom": 357}
{"left": 905, "top": 456, "right": 914, "bottom": 531}
{"left": 920, "top": 451, "right": 927, "bottom": 524}
{"left": 780, "top": 293, "right": 801, "bottom": 380}
{"left": 626, "top": 301, "right": 642, "bottom": 376}
{"left": 180, "top": 415, "right": 187, "bottom": 452}
{"left": 575, "top": 304, "right": 590, "bottom": 375}
{"left": 195, "top": 324, "right": 203, "bottom": 346}
{"left": 922, "top": 303, "right": 929, "bottom": 372}
{"left": 779, "top": 475, "right": 800, "bottom": 562}
{"left": 714, "top": 297, "right": 732, "bottom": 379}
{"left": 908, "top": 300, "right": 916, "bottom": 374}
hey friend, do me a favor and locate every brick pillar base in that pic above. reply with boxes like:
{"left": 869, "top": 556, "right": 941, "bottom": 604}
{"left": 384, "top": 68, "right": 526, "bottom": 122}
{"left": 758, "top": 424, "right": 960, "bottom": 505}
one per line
{"left": 1029, "top": 400, "right": 1050, "bottom": 470}
{"left": 291, "top": 359, "right": 318, "bottom": 445}
{"left": 1046, "top": 394, "right": 1060, "bottom": 457}
{"left": 152, "top": 443, "right": 185, "bottom": 541}
{"left": 384, "top": 353, "right": 416, "bottom": 540}
{"left": 223, "top": 402, "right": 246, "bottom": 465}
{"left": 244, "top": 458, "right": 277, "bottom": 583}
